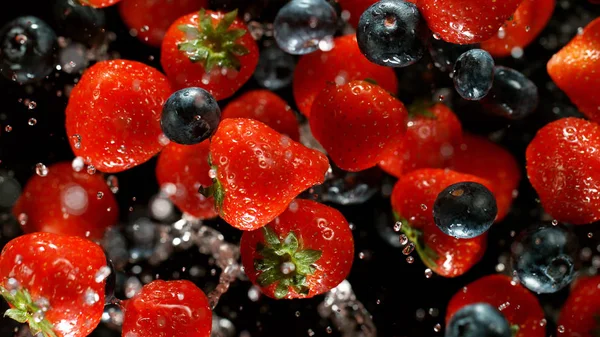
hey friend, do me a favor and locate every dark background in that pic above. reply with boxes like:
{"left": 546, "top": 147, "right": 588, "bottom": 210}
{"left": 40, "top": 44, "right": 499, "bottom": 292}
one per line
{"left": 0, "top": 0, "right": 599, "bottom": 336}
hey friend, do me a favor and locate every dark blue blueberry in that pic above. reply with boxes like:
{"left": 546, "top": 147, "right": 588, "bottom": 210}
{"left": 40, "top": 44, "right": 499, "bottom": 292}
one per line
{"left": 53, "top": 0, "right": 106, "bottom": 44}
{"left": 481, "top": 66, "right": 538, "bottom": 119}
{"left": 356, "top": 0, "right": 429, "bottom": 67}
{"left": 274, "top": 0, "right": 338, "bottom": 55}
{"left": 445, "top": 303, "right": 511, "bottom": 337}
{"left": 253, "top": 44, "right": 296, "bottom": 90}
{"left": 453, "top": 49, "right": 494, "bottom": 101}
{"left": 429, "top": 38, "right": 479, "bottom": 72}
{"left": 511, "top": 224, "right": 577, "bottom": 294}
{"left": 0, "top": 16, "right": 57, "bottom": 84}
{"left": 160, "top": 88, "right": 221, "bottom": 145}
{"left": 433, "top": 182, "right": 497, "bottom": 239}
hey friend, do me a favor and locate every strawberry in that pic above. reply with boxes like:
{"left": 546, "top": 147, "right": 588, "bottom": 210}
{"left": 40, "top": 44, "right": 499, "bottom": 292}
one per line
{"left": 558, "top": 276, "right": 600, "bottom": 337}
{"left": 378, "top": 102, "right": 462, "bottom": 177}
{"left": 293, "top": 34, "right": 398, "bottom": 117}
{"left": 446, "top": 274, "right": 546, "bottom": 337}
{"left": 79, "top": 0, "right": 121, "bottom": 8}
{"left": 240, "top": 199, "right": 354, "bottom": 299}
{"left": 547, "top": 17, "right": 600, "bottom": 123}
{"left": 0, "top": 232, "right": 109, "bottom": 337}
{"left": 206, "top": 118, "right": 330, "bottom": 230}
{"left": 481, "top": 0, "right": 555, "bottom": 57}
{"left": 526, "top": 117, "right": 600, "bottom": 225}
{"left": 310, "top": 80, "right": 408, "bottom": 172}
{"left": 156, "top": 140, "right": 217, "bottom": 219}
{"left": 121, "top": 280, "right": 211, "bottom": 337}
{"left": 417, "top": 0, "right": 523, "bottom": 44}
{"left": 119, "top": 0, "right": 208, "bottom": 48}
{"left": 337, "top": 0, "right": 416, "bottom": 28}
{"left": 161, "top": 9, "right": 259, "bottom": 100}
{"left": 13, "top": 162, "right": 118, "bottom": 239}
{"left": 391, "top": 169, "right": 490, "bottom": 277}
{"left": 221, "top": 90, "right": 300, "bottom": 141}
{"left": 65, "top": 59, "right": 172, "bottom": 173}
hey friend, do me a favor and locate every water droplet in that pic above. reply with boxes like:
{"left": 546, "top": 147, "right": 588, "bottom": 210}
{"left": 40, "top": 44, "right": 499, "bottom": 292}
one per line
{"left": 4, "top": 125, "right": 12, "bottom": 132}
{"left": 97, "top": 191, "right": 104, "bottom": 199}
{"left": 209, "top": 169, "right": 217, "bottom": 179}
{"left": 539, "top": 318, "right": 547, "bottom": 327}
{"left": 406, "top": 256, "right": 414, "bottom": 264}
{"left": 28, "top": 101, "right": 37, "bottom": 110}
{"left": 84, "top": 288, "right": 100, "bottom": 305}
{"left": 588, "top": 232, "right": 594, "bottom": 238}
{"left": 32, "top": 310, "right": 44, "bottom": 323}
{"left": 420, "top": 204, "right": 428, "bottom": 211}
{"left": 35, "top": 163, "right": 48, "bottom": 177}
{"left": 399, "top": 234, "right": 408, "bottom": 245}
{"left": 72, "top": 134, "right": 82, "bottom": 149}
{"left": 393, "top": 221, "right": 402, "bottom": 232}
{"left": 72, "top": 157, "right": 84, "bottom": 172}
{"left": 433, "top": 323, "right": 441, "bottom": 332}
{"left": 424, "top": 269, "right": 433, "bottom": 278}
{"left": 87, "top": 165, "right": 96, "bottom": 175}
{"left": 28, "top": 118, "right": 37, "bottom": 126}
{"left": 95, "top": 266, "right": 111, "bottom": 283}
{"left": 403, "top": 243, "right": 415, "bottom": 255}
{"left": 107, "top": 175, "right": 119, "bottom": 193}
{"left": 6, "top": 277, "right": 19, "bottom": 291}
{"left": 552, "top": 219, "right": 558, "bottom": 226}
{"left": 17, "top": 213, "right": 28, "bottom": 225}
{"left": 557, "top": 325, "right": 565, "bottom": 333}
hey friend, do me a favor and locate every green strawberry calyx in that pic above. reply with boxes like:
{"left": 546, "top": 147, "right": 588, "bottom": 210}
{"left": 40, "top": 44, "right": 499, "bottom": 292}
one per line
{"left": 511, "top": 324, "right": 520, "bottom": 337}
{"left": 0, "top": 285, "right": 57, "bottom": 337}
{"left": 393, "top": 212, "right": 439, "bottom": 271}
{"left": 253, "top": 226, "right": 323, "bottom": 299}
{"left": 198, "top": 154, "right": 225, "bottom": 213}
{"left": 177, "top": 9, "right": 250, "bottom": 72}
{"left": 407, "top": 99, "right": 437, "bottom": 119}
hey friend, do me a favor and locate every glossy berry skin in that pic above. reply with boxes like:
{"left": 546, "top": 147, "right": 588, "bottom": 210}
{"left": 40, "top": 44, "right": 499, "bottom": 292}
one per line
{"left": 558, "top": 276, "right": 600, "bottom": 337}
{"left": 53, "top": 0, "right": 106, "bottom": 44}
{"left": 208, "top": 118, "right": 330, "bottom": 230}
{"left": 161, "top": 87, "right": 221, "bottom": 145}
{"left": 526, "top": 118, "right": 600, "bottom": 224}
{"left": 548, "top": 17, "right": 600, "bottom": 123}
{"left": 446, "top": 275, "right": 546, "bottom": 337}
{"left": 79, "top": 0, "right": 121, "bottom": 8}
{"left": 357, "top": 0, "right": 429, "bottom": 67}
{"left": 119, "top": 0, "right": 208, "bottom": 48}
{"left": 0, "top": 16, "right": 56, "bottom": 84}
{"left": 293, "top": 34, "right": 398, "bottom": 117}
{"left": 221, "top": 90, "right": 300, "bottom": 141}
{"left": 240, "top": 199, "right": 354, "bottom": 299}
{"left": 161, "top": 10, "right": 259, "bottom": 100}
{"left": 429, "top": 39, "right": 479, "bottom": 72}
{"left": 482, "top": 66, "right": 538, "bottom": 120}
{"left": 338, "top": 0, "right": 417, "bottom": 27}
{"left": 13, "top": 162, "right": 118, "bottom": 239}
{"left": 433, "top": 182, "right": 497, "bottom": 239}
{"left": 253, "top": 45, "right": 296, "bottom": 90}
{"left": 121, "top": 280, "right": 211, "bottom": 337}
{"left": 156, "top": 141, "right": 217, "bottom": 219}
{"left": 310, "top": 80, "right": 408, "bottom": 172}
{"left": 66, "top": 59, "right": 172, "bottom": 173}
{"left": 445, "top": 303, "right": 511, "bottom": 337}
{"left": 0, "top": 233, "right": 109, "bottom": 337}
{"left": 453, "top": 49, "right": 494, "bottom": 100}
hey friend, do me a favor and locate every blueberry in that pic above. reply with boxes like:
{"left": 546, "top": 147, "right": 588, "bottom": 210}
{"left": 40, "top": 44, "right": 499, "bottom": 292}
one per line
{"left": 161, "top": 88, "right": 221, "bottom": 145}
{"left": 357, "top": 0, "right": 429, "bottom": 67}
{"left": 429, "top": 38, "right": 478, "bottom": 72}
{"left": 445, "top": 303, "right": 511, "bottom": 337}
{"left": 274, "top": 0, "right": 338, "bottom": 55}
{"left": 53, "top": 0, "right": 106, "bottom": 44}
{"left": 433, "top": 182, "right": 497, "bottom": 239}
{"left": 481, "top": 66, "right": 538, "bottom": 119}
{"left": 253, "top": 44, "right": 296, "bottom": 90}
{"left": 0, "top": 16, "right": 57, "bottom": 84}
{"left": 511, "top": 224, "right": 577, "bottom": 294}
{"left": 453, "top": 49, "right": 494, "bottom": 101}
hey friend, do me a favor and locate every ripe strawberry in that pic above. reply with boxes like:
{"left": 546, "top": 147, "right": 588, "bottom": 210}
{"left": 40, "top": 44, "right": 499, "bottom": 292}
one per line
{"left": 221, "top": 90, "right": 300, "bottom": 141}
{"left": 240, "top": 199, "right": 354, "bottom": 299}
{"left": 391, "top": 169, "right": 491, "bottom": 277}
{"left": 548, "top": 17, "right": 600, "bottom": 123}
{"left": 121, "top": 280, "right": 211, "bottom": 337}
{"left": 446, "top": 274, "right": 546, "bottom": 337}
{"left": 206, "top": 118, "right": 330, "bottom": 230}
{"left": 161, "top": 9, "right": 259, "bottom": 100}
{"left": 481, "top": 0, "right": 555, "bottom": 57}
{"left": 337, "top": 0, "right": 416, "bottom": 27}
{"left": 0, "top": 232, "right": 109, "bottom": 337}
{"left": 156, "top": 140, "right": 217, "bottom": 219}
{"left": 65, "top": 59, "right": 172, "bottom": 173}
{"left": 558, "top": 276, "right": 600, "bottom": 337}
{"left": 293, "top": 34, "right": 398, "bottom": 117}
{"left": 79, "top": 0, "right": 121, "bottom": 8}
{"left": 13, "top": 162, "right": 118, "bottom": 239}
{"left": 526, "top": 117, "right": 600, "bottom": 224}
{"left": 417, "top": 0, "right": 523, "bottom": 44}
{"left": 119, "top": 0, "right": 208, "bottom": 48}
{"left": 378, "top": 102, "right": 462, "bottom": 177}
{"left": 310, "top": 80, "right": 408, "bottom": 172}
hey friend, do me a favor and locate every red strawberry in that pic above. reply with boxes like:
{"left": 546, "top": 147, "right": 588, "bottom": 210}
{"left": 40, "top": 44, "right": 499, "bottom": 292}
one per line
{"left": 293, "top": 34, "right": 398, "bottom": 117}
{"left": 378, "top": 102, "right": 462, "bottom": 177}
{"left": 417, "top": 0, "right": 523, "bottom": 44}
{"left": 161, "top": 9, "right": 259, "bottom": 100}
{"left": 65, "top": 59, "right": 172, "bottom": 173}
{"left": 121, "top": 280, "right": 211, "bottom": 337}
{"left": 221, "top": 90, "right": 300, "bottom": 141}
{"left": 0, "top": 232, "right": 109, "bottom": 337}
{"left": 206, "top": 118, "right": 330, "bottom": 230}
{"left": 558, "top": 276, "right": 600, "bottom": 337}
{"left": 310, "top": 80, "right": 408, "bottom": 172}
{"left": 548, "top": 17, "right": 600, "bottom": 123}
{"left": 12, "top": 162, "right": 118, "bottom": 239}
{"left": 446, "top": 274, "right": 546, "bottom": 337}
{"left": 119, "top": 0, "right": 208, "bottom": 48}
{"left": 337, "top": 0, "right": 416, "bottom": 28}
{"left": 391, "top": 169, "right": 491, "bottom": 277}
{"left": 526, "top": 117, "right": 600, "bottom": 224}
{"left": 240, "top": 199, "right": 354, "bottom": 299}
{"left": 481, "top": 0, "right": 555, "bottom": 57}
{"left": 156, "top": 140, "right": 217, "bottom": 219}
{"left": 79, "top": 0, "right": 121, "bottom": 8}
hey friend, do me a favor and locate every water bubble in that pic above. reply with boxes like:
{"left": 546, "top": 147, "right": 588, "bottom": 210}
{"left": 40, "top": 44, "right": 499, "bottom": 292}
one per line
{"left": 35, "top": 163, "right": 48, "bottom": 177}
{"left": 72, "top": 157, "right": 84, "bottom": 172}
{"left": 95, "top": 266, "right": 111, "bottom": 283}
{"left": 552, "top": 219, "right": 558, "bottom": 226}
{"left": 87, "top": 165, "right": 96, "bottom": 175}
{"left": 28, "top": 118, "right": 37, "bottom": 126}
{"left": 393, "top": 221, "right": 402, "bottom": 232}
{"left": 97, "top": 191, "right": 104, "bottom": 199}
{"left": 433, "top": 323, "right": 441, "bottom": 332}
{"left": 84, "top": 288, "right": 99, "bottom": 305}
{"left": 248, "top": 286, "right": 261, "bottom": 302}
{"left": 420, "top": 204, "right": 427, "bottom": 211}
{"left": 424, "top": 269, "right": 433, "bottom": 278}
{"left": 399, "top": 234, "right": 408, "bottom": 245}
{"left": 557, "top": 325, "right": 565, "bottom": 333}
{"left": 406, "top": 256, "right": 414, "bottom": 264}
{"left": 4, "top": 125, "right": 12, "bottom": 132}
{"left": 403, "top": 243, "right": 415, "bottom": 255}
{"left": 28, "top": 101, "right": 37, "bottom": 110}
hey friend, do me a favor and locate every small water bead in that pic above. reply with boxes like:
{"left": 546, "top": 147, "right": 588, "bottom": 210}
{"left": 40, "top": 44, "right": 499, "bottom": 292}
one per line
{"left": 406, "top": 256, "right": 414, "bottom": 264}
{"left": 28, "top": 118, "right": 37, "bottom": 126}
{"left": 87, "top": 165, "right": 96, "bottom": 175}
{"left": 4, "top": 125, "right": 12, "bottom": 132}
{"left": 28, "top": 101, "right": 36, "bottom": 109}
{"left": 424, "top": 268, "right": 433, "bottom": 278}
{"left": 72, "top": 134, "right": 82, "bottom": 149}
{"left": 557, "top": 325, "right": 565, "bottom": 333}
{"left": 72, "top": 157, "right": 84, "bottom": 172}
{"left": 393, "top": 221, "right": 402, "bottom": 232}
{"left": 97, "top": 191, "right": 104, "bottom": 199}
{"left": 326, "top": 326, "right": 333, "bottom": 334}
{"left": 403, "top": 242, "right": 415, "bottom": 255}
{"left": 433, "top": 323, "right": 441, "bottom": 332}
{"left": 588, "top": 232, "right": 594, "bottom": 238}
{"left": 399, "top": 234, "right": 408, "bottom": 245}
{"left": 18, "top": 213, "right": 28, "bottom": 225}
{"left": 32, "top": 310, "right": 45, "bottom": 323}
{"left": 106, "top": 175, "right": 119, "bottom": 193}
{"left": 95, "top": 266, "right": 111, "bottom": 283}
{"left": 35, "top": 163, "right": 48, "bottom": 177}
{"left": 84, "top": 288, "right": 100, "bottom": 305}
{"left": 6, "top": 277, "right": 19, "bottom": 291}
